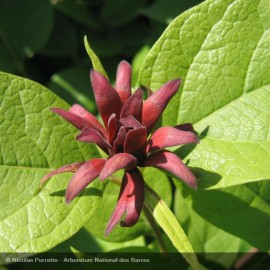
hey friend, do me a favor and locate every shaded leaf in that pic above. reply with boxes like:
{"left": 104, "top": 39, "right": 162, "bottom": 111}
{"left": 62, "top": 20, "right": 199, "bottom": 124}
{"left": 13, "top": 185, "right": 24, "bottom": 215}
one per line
{"left": 48, "top": 67, "right": 97, "bottom": 113}
{"left": 174, "top": 180, "right": 270, "bottom": 251}
{"left": 141, "top": 0, "right": 203, "bottom": 24}
{"left": 0, "top": 0, "right": 53, "bottom": 58}
{"left": 174, "top": 185, "right": 251, "bottom": 268}
{"left": 54, "top": 0, "right": 99, "bottom": 28}
{"left": 41, "top": 13, "right": 78, "bottom": 58}
{"left": 101, "top": 0, "right": 147, "bottom": 27}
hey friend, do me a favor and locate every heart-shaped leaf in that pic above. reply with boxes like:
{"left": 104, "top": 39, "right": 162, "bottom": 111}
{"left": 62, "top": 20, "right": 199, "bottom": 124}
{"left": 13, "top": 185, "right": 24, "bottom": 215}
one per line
{"left": 0, "top": 72, "right": 103, "bottom": 254}
{"left": 139, "top": 0, "right": 270, "bottom": 189}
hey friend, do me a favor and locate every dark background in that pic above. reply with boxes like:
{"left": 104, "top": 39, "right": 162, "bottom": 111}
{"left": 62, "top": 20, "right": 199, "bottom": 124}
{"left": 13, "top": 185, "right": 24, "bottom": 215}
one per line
{"left": 0, "top": 0, "right": 203, "bottom": 112}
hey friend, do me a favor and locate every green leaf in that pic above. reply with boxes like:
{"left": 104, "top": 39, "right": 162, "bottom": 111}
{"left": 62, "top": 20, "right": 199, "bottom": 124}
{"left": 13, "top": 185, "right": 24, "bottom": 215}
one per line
{"left": 93, "top": 236, "right": 146, "bottom": 253}
{"left": 53, "top": 0, "right": 99, "bottom": 28}
{"left": 84, "top": 36, "right": 108, "bottom": 79}
{"left": 139, "top": 0, "right": 270, "bottom": 189}
{"left": 144, "top": 185, "right": 200, "bottom": 270}
{"left": 48, "top": 67, "right": 97, "bottom": 113}
{"left": 174, "top": 185, "right": 251, "bottom": 268}
{"left": 0, "top": 42, "right": 15, "bottom": 73}
{"left": 143, "top": 167, "right": 173, "bottom": 207}
{"left": 85, "top": 34, "right": 123, "bottom": 58}
{"left": 41, "top": 13, "right": 78, "bottom": 58}
{"left": 101, "top": 0, "right": 147, "bottom": 27}
{"left": 141, "top": 0, "right": 203, "bottom": 24}
{"left": 95, "top": 23, "right": 151, "bottom": 58}
{"left": 179, "top": 85, "right": 270, "bottom": 189}
{"left": 174, "top": 180, "right": 270, "bottom": 251}
{"left": 0, "top": 72, "right": 103, "bottom": 254}
{"left": 131, "top": 45, "right": 150, "bottom": 88}
{"left": 0, "top": 0, "right": 53, "bottom": 58}
{"left": 51, "top": 228, "right": 103, "bottom": 253}
{"left": 72, "top": 246, "right": 186, "bottom": 270}
{"left": 51, "top": 226, "right": 145, "bottom": 253}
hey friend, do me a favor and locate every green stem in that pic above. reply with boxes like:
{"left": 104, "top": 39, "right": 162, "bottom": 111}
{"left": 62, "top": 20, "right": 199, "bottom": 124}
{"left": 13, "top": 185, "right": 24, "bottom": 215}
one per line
{"left": 142, "top": 205, "right": 168, "bottom": 253}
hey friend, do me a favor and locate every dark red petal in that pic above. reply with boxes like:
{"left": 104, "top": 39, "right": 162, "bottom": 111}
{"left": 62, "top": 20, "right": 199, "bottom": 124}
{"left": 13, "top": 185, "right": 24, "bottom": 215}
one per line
{"left": 107, "top": 114, "right": 120, "bottom": 144}
{"left": 90, "top": 70, "right": 122, "bottom": 127}
{"left": 105, "top": 168, "right": 144, "bottom": 235}
{"left": 51, "top": 108, "right": 86, "bottom": 130}
{"left": 124, "top": 127, "right": 147, "bottom": 163}
{"left": 142, "top": 79, "right": 181, "bottom": 134}
{"left": 99, "top": 153, "right": 137, "bottom": 181}
{"left": 115, "top": 60, "right": 132, "bottom": 103}
{"left": 120, "top": 88, "right": 143, "bottom": 122}
{"left": 76, "top": 128, "right": 113, "bottom": 153}
{"left": 65, "top": 158, "right": 106, "bottom": 203}
{"left": 69, "top": 104, "right": 107, "bottom": 137}
{"left": 120, "top": 170, "right": 144, "bottom": 227}
{"left": 51, "top": 106, "right": 106, "bottom": 138}
{"left": 113, "top": 126, "right": 128, "bottom": 153}
{"left": 148, "top": 126, "right": 199, "bottom": 152}
{"left": 119, "top": 115, "right": 141, "bottom": 129}
{"left": 143, "top": 150, "right": 197, "bottom": 189}
{"left": 40, "top": 162, "right": 85, "bottom": 186}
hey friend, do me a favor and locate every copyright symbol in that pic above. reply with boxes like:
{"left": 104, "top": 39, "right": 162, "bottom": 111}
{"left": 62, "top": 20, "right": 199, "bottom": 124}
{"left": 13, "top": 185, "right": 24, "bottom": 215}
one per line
{"left": 5, "top": 257, "right": 11, "bottom": 263}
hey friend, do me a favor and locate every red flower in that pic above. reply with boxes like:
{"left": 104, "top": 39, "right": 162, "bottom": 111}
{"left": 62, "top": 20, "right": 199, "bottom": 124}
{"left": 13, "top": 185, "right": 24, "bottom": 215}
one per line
{"left": 41, "top": 61, "right": 199, "bottom": 235}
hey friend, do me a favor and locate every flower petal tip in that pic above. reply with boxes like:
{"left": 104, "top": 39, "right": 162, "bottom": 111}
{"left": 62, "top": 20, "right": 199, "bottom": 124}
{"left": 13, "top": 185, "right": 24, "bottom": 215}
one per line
{"left": 183, "top": 173, "right": 198, "bottom": 190}
{"left": 89, "top": 68, "right": 98, "bottom": 78}
{"left": 104, "top": 226, "right": 112, "bottom": 237}
{"left": 50, "top": 107, "right": 61, "bottom": 114}
{"left": 119, "top": 60, "right": 130, "bottom": 66}
{"left": 65, "top": 196, "right": 72, "bottom": 204}
{"left": 142, "top": 78, "right": 182, "bottom": 133}
{"left": 104, "top": 216, "right": 120, "bottom": 236}
{"left": 166, "top": 78, "right": 181, "bottom": 93}
{"left": 174, "top": 78, "right": 181, "bottom": 86}
{"left": 115, "top": 60, "right": 132, "bottom": 102}
{"left": 90, "top": 69, "right": 108, "bottom": 89}
{"left": 65, "top": 186, "right": 80, "bottom": 204}
{"left": 189, "top": 180, "right": 198, "bottom": 190}
{"left": 65, "top": 189, "right": 73, "bottom": 204}
{"left": 39, "top": 177, "right": 47, "bottom": 187}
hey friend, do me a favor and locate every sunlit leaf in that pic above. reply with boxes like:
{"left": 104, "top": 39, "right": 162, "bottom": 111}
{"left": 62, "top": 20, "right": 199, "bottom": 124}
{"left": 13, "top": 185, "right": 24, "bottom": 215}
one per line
{"left": 139, "top": 0, "right": 270, "bottom": 189}
{"left": 0, "top": 72, "right": 103, "bottom": 254}
{"left": 144, "top": 185, "right": 200, "bottom": 270}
